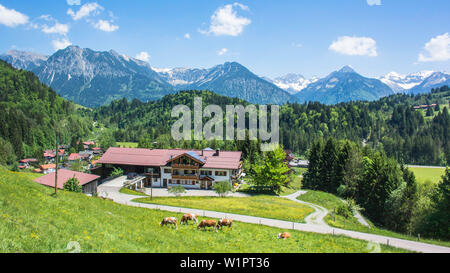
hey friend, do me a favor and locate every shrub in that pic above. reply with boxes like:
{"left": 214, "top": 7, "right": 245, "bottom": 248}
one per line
{"left": 213, "top": 181, "right": 233, "bottom": 197}
{"left": 110, "top": 167, "right": 123, "bottom": 177}
{"left": 168, "top": 185, "right": 186, "bottom": 197}
{"left": 336, "top": 203, "right": 352, "bottom": 219}
{"left": 64, "top": 176, "right": 82, "bottom": 193}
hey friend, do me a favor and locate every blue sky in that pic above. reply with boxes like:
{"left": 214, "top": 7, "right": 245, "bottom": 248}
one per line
{"left": 0, "top": 0, "right": 449, "bottom": 78}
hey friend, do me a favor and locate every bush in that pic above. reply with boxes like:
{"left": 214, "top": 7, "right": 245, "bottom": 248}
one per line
{"left": 168, "top": 185, "right": 186, "bottom": 197}
{"left": 336, "top": 203, "right": 352, "bottom": 219}
{"left": 10, "top": 162, "right": 19, "bottom": 172}
{"left": 213, "top": 181, "right": 233, "bottom": 197}
{"left": 64, "top": 176, "right": 82, "bottom": 193}
{"left": 110, "top": 167, "right": 123, "bottom": 177}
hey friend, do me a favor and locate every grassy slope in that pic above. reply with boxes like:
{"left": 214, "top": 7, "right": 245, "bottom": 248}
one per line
{"left": 409, "top": 167, "right": 446, "bottom": 185}
{"left": 134, "top": 196, "right": 315, "bottom": 223}
{"left": 0, "top": 169, "right": 408, "bottom": 253}
{"left": 298, "top": 190, "right": 450, "bottom": 248}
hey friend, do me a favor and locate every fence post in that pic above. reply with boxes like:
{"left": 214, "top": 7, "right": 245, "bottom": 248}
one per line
{"left": 292, "top": 222, "right": 295, "bottom": 230}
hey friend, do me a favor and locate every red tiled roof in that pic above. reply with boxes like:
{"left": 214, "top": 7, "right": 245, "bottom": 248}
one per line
{"left": 34, "top": 169, "right": 100, "bottom": 190}
{"left": 98, "top": 147, "right": 242, "bottom": 170}
{"left": 68, "top": 153, "right": 80, "bottom": 161}
{"left": 83, "top": 141, "right": 95, "bottom": 146}
{"left": 40, "top": 164, "right": 56, "bottom": 170}
{"left": 19, "top": 158, "right": 38, "bottom": 163}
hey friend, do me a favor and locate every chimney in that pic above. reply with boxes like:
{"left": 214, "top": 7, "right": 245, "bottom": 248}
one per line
{"left": 201, "top": 150, "right": 204, "bottom": 156}
{"left": 215, "top": 149, "right": 220, "bottom": 156}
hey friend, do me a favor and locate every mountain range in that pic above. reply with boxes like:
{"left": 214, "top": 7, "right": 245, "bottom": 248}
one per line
{"left": 1, "top": 46, "right": 449, "bottom": 107}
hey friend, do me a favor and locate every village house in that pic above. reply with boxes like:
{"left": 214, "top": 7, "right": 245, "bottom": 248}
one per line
{"left": 34, "top": 169, "right": 100, "bottom": 195}
{"left": 43, "top": 149, "right": 65, "bottom": 162}
{"left": 40, "top": 164, "right": 57, "bottom": 174}
{"left": 83, "top": 141, "right": 96, "bottom": 150}
{"left": 97, "top": 147, "right": 243, "bottom": 190}
{"left": 18, "top": 158, "right": 38, "bottom": 170}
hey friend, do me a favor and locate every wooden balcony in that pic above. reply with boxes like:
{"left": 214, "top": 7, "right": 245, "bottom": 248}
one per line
{"left": 171, "top": 164, "right": 200, "bottom": 170}
{"left": 172, "top": 174, "right": 199, "bottom": 180}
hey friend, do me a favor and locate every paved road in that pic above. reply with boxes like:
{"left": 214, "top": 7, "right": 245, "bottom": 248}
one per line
{"left": 282, "top": 191, "right": 329, "bottom": 226}
{"left": 98, "top": 183, "right": 450, "bottom": 253}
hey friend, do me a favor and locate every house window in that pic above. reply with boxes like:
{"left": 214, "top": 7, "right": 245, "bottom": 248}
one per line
{"left": 215, "top": 171, "right": 227, "bottom": 176}
{"left": 192, "top": 181, "right": 195, "bottom": 185}
{"left": 164, "top": 168, "right": 171, "bottom": 174}
{"left": 169, "top": 179, "right": 172, "bottom": 184}
{"left": 177, "top": 180, "right": 180, "bottom": 184}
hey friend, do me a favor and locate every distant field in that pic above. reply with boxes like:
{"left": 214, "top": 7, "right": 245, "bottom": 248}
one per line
{"left": 116, "top": 142, "right": 138, "bottom": 148}
{"left": 409, "top": 167, "right": 446, "bottom": 184}
{"left": 0, "top": 168, "right": 407, "bottom": 253}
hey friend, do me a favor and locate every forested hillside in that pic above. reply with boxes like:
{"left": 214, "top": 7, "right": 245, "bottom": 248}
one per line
{"left": 93, "top": 87, "right": 450, "bottom": 166}
{"left": 0, "top": 60, "right": 92, "bottom": 164}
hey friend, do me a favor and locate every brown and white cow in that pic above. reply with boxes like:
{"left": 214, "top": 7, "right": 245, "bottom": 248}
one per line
{"left": 180, "top": 213, "right": 199, "bottom": 225}
{"left": 277, "top": 232, "right": 291, "bottom": 240}
{"left": 217, "top": 218, "right": 233, "bottom": 230}
{"left": 160, "top": 217, "right": 178, "bottom": 230}
{"left": 197, "top": 220, "right": 217, "bottom": 232}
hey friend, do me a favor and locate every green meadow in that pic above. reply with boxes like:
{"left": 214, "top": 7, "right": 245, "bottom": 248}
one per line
{"left": 116, "top": 142, "right": 139, "bottom": 148}
{"left": 0, "top": 168, "right": 409, "bottom": 253}
{"left": 409, "top": 167, "right": 446, "bottom": 184}
{"left": 134, "top": 195, "right": 314, "bottom": 223}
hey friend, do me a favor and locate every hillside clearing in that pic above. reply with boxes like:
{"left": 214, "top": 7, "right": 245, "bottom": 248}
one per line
{"left": 409, "top": 167, "right": 446, "bottom": 184}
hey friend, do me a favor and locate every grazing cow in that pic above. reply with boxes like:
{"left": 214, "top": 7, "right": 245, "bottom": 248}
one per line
{"left": 277, "top": 232, "right": 291, "bottom": 240}
{"left": 197, "top": 220, "right": 217, "bottom": 232}
{"left": 180, "top": 213, "right": 199, "bottom": 225}
{"left": 160, "top": 217, "right": 178, "bottom": 230}
{"left": 217, "top": 218, "right": 233, "bottom": 230}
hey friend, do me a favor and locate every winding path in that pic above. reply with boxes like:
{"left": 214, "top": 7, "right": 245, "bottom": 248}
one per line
{"left": 98, "top": 184, "right": 450, "bottom": 253}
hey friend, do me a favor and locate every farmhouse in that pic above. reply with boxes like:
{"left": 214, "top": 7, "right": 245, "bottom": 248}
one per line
{"left": 34, "top": 169, "right": 100, "bottom": 195}
{"left": 18, "top": 158, "right": 38, "bottom": 169}
{"left": 97, "top": 147, "right": 243, "bottom": 190}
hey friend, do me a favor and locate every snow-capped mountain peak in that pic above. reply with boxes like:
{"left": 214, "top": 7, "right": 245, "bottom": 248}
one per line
{"left": 269, "top": 73, "right": 318, "bottom": 94}
{"left": 379, "top": 70, "right": 436, "bottom": 93}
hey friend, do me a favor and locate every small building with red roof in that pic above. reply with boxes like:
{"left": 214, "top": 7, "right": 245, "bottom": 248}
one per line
{"left": 40, "top": 164, "right": 56, "bottom": 174}
{"left": 34, "top": 169, "right": 100, "bottom": 195}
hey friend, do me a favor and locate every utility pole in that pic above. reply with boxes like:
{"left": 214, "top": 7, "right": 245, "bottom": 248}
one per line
{"left": 54, "top": 131, "right": 59, "bottom": 195}
{"left": 150, "top": 169, "right": 153, "bottom": 200}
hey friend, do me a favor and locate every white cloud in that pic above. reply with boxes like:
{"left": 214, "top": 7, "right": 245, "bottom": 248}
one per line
{"left": 67, "top": 0, "right": 81, "bottom": 5}
{"left": 367, "top": 0, "right": 381, "bottom": 6}
{"left": 217, "top": 48, "right": 228, "bottom": 56}
{"left": 52, "top": 38, "right": 72, "bottom": 51}
{"left": 135, "top": 51, "right": 150, "bottom": 62}
{"left": 200, "top": 3, "right": 251, "bottom": 36}
{"left": 0, "top": 4, "right": 29, "bottom": 27}
{"left": 67, "top": 2, "right": 103, "bottom": 21}
{"left": 94, "top": 20, "right": 119, "bottom": 32}
{"left": 418, "top": 33, "right": 450, "bottom": 62}
{"left": 329, "top": 36, "right": 378, "bottom": 57}
{"left": 42, "top": 22, "right": 69, "bottom": 35}
{"left": 184, "top": 33, "right": 191, "bottom": 39}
